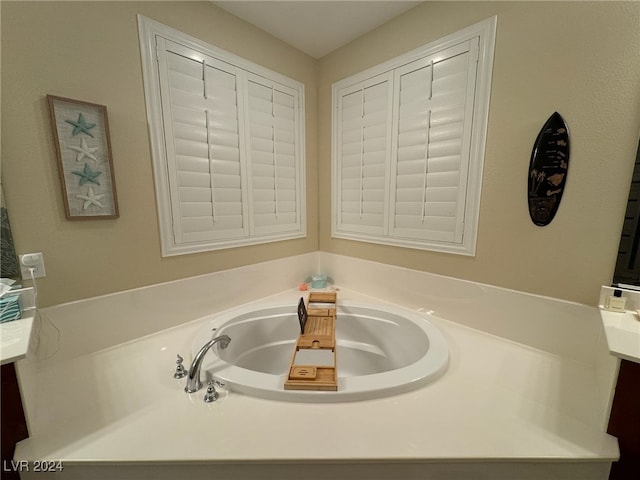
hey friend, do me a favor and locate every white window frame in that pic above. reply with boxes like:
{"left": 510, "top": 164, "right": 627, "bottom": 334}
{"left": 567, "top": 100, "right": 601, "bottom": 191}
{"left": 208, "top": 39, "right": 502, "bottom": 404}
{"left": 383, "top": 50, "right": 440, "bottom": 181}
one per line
{"left": 331, "top": 17, "right": 496, "bottom": 256}
{"left": 138, "top": 15, "right": 306, "bottom": 256}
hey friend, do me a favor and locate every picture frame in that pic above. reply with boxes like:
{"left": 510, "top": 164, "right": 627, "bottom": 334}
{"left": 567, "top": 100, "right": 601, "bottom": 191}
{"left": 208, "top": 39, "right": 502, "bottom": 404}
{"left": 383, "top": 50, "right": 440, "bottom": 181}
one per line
{"left": 47, "top": 95, "right": 119, "bottom": 220}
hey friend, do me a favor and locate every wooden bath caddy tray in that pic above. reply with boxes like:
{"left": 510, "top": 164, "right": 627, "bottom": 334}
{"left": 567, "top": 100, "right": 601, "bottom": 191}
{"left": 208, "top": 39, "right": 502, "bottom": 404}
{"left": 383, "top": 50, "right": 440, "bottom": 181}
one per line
{"left": 284, "top": 292, "right": 338, "bottom": 391}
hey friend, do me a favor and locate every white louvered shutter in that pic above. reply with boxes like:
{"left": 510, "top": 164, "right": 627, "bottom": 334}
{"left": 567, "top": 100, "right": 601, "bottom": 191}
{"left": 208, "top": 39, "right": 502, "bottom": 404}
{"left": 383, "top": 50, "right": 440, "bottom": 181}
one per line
{"left": 336, "top": 73, "right": 392, "bottom": 235}
{"left": 246, "top": 75, "right": 302, "bottom": 236}
{"left": 158, "top": 39, "right": 248, "bottom": 244}
{"left": 140, "top": 17, "right": 307, "bottom": 256}
{"left": 390, "top": 40, "right": 478, "bottom": 244}
{"left": 330, "top": 19, "right": 495, "bottom": 255}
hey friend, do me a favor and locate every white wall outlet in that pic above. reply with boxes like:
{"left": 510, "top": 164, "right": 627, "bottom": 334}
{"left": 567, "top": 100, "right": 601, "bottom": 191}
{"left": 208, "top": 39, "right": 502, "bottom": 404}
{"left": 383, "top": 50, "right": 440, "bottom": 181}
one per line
{"left": 19, "top": 252, "right": 46, "bottom": 279}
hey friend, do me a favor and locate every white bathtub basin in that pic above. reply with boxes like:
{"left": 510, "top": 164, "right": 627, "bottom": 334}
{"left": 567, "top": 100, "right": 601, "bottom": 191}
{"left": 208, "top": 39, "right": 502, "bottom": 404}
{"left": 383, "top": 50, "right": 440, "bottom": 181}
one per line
{"left": 190, "top": 301, "right": 449, "bottom": 402}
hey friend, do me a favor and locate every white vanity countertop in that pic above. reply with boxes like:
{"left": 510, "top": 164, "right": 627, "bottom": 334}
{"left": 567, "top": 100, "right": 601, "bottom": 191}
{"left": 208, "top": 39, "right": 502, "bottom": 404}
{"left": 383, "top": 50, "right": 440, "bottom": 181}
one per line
{"left": 0, "top": 288, "right": 36, "bottom": 365}
{"left": 15, "top": 288, "right": 618, "bottom": 465}
{"left": 0, "top": 314, "right": 35, "bottom": 365}
{"left": 599, "top": 309, "right": 640, "bottom": 363}
{"left": 599, "top": 286, "right": 640, "bottom": 363}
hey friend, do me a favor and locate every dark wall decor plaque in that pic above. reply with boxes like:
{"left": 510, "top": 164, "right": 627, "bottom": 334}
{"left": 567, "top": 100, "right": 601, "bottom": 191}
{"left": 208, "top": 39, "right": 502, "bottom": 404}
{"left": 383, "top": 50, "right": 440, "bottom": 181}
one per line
{"left": 528, "top": 112, "right": 570, "bottom": 226}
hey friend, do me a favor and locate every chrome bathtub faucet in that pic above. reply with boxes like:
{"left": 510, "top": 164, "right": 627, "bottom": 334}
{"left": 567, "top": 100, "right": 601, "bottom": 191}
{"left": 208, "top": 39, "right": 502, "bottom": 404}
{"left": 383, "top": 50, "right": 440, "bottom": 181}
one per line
{"left": 184, "top": 335, "right": 231, "bottom": 393}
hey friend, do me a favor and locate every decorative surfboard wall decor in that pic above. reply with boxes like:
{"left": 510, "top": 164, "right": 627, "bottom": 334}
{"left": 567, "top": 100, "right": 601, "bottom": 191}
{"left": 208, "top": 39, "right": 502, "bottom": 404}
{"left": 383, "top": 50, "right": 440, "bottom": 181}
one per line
{"left": 528, "top": 112, "right": 570, "bottom": 226}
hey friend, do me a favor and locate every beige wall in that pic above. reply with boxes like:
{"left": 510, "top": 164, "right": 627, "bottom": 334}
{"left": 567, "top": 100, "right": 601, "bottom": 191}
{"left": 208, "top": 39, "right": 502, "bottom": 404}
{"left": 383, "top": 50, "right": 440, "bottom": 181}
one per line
{"left": 1, "top": 1, "right": 319, "bottom": 307}
{"left": 318, "top": 1, "right": 640, "bottom": 305}
{"left": 3, "top": 1, "right": 639, "bottom": 309}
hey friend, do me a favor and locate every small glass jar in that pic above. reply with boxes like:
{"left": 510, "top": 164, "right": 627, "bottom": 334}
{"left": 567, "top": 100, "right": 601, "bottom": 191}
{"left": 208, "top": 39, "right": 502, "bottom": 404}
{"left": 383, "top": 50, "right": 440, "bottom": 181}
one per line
{"left": 311, "top": 274, "right": 327, "bottom": 289}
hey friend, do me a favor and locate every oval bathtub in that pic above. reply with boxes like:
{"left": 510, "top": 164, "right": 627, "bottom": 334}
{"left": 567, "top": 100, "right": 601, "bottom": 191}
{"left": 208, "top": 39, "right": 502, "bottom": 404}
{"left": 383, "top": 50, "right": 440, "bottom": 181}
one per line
{"left": 190, "top": 301, "right": 449, "bottom": 402}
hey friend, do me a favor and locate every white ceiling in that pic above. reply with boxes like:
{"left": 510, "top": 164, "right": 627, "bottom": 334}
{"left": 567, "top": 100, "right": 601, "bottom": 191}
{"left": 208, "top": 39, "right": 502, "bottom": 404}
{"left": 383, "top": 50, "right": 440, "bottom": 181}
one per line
{"left": 213, "top": 1, "right": 422, "bottom": 59}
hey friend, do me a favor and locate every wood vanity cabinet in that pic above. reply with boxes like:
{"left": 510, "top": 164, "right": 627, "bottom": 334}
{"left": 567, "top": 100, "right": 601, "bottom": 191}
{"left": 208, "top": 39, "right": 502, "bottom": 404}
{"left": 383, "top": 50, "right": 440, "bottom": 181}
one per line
{"left": 1, "top": 362, "right": 29, "bottom": 480}
{"left": 607, "top": 359, "right": 640, "bottom": 480}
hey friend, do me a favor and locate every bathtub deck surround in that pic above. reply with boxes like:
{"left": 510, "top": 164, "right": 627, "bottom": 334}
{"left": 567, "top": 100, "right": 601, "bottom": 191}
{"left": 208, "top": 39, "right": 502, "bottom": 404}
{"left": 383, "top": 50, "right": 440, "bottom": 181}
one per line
{"left": 14, "top": 254, "right": 618, "bottom": 479}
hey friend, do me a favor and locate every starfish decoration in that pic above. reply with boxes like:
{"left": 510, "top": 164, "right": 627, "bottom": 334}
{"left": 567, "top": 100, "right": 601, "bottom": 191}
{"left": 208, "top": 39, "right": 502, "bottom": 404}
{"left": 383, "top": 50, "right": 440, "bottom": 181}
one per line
{"left": 76, "top": 186, "right": 105, "bottom": 210}
{"left": 68, "top": 137, "right": 99, "bottom": 163}
{"left": 72, "top": 163, "right": 101, "bottom": 186}
{"left": 65, "top": 113, "right": 96, "bottom": 137}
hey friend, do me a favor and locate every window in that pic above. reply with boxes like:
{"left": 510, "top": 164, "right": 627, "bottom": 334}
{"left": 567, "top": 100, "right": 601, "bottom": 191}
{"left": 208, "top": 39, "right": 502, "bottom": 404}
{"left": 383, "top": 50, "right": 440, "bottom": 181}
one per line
{"left": 138, "top": 16, "right": 306, "bottom": 256}
{"left": 332, "top": 17, "right": 496, "bottom": 256}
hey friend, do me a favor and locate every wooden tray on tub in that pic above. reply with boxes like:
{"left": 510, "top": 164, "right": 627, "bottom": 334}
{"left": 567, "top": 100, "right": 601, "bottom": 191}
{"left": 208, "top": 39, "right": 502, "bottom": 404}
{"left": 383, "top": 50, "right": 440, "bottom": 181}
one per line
{"left": 284, "top": 292, "right": 338, "bottom": 391}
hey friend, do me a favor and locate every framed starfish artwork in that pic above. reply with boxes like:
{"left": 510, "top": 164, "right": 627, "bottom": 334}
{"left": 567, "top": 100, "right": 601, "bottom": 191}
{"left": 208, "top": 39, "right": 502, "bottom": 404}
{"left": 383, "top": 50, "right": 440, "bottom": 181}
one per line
{"left": 47, "top": 95, "right": 119, "bottom": 220}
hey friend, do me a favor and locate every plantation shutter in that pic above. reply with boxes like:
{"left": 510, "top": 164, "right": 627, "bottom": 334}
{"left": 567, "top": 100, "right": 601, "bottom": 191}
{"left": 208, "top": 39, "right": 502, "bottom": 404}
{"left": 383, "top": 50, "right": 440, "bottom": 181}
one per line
{"left": 390, "top": 40, "right": 478, "bottom": 243}
{"left": 158, "top": 39, "right": 248, "bottom": 243}
{"left": 246, "top": 75, "right": 301, "bottom": 235}
{"left": 336, "top": 73, "right": 392, "bottom": 235}
{"left": 140, "top": 17, "right": 307, "bottom": 255}
{"left": 331, "top": 18, "right": 495, "bottom": 255}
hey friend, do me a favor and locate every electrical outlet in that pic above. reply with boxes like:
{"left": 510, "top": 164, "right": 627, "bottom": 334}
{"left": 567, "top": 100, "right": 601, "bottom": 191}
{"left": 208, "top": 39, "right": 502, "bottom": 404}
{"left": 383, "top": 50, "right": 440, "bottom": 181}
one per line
{"left": 19, "top": 252, "right": 46, "bottom": 279}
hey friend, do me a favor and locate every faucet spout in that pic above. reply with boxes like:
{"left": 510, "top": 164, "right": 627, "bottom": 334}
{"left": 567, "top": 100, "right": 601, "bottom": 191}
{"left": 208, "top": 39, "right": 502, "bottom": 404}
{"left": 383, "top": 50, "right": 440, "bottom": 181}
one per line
{"left": 185, "top": 334, "right": 231, "bottom": 393}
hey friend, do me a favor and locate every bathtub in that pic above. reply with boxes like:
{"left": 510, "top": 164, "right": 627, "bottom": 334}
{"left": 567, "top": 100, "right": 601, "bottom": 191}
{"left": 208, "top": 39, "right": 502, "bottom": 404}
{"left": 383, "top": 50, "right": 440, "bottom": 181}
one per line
{"left": 190, "top": 300, "right": 449, "bottom": 402}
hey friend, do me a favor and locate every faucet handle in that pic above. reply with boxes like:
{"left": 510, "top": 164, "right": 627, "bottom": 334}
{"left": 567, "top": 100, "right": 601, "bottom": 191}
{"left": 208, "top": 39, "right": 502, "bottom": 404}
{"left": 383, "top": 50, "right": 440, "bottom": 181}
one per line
{"left": 174, "top": 354, "right": 187, "bottom": 379}
{"left": 204, "top": 380, "right": 219, "bottom": 403}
